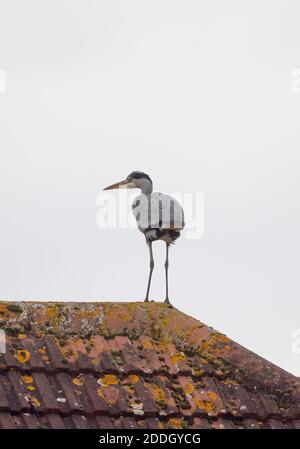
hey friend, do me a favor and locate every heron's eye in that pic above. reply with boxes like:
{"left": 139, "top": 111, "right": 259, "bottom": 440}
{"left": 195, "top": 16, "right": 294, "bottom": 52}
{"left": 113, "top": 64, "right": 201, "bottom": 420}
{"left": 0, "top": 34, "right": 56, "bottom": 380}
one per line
{"left": 127, "top": 177, "right": 133, "bottom": 182}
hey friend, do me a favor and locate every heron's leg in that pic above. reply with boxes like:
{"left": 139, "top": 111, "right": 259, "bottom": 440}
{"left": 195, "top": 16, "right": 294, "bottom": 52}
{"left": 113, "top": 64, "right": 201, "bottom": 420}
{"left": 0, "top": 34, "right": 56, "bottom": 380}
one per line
{"left": 164, "top": 243, "right": 171, "bottom": 304}
{"left": 145, "top": 241, "right": 154, "bottom": 302}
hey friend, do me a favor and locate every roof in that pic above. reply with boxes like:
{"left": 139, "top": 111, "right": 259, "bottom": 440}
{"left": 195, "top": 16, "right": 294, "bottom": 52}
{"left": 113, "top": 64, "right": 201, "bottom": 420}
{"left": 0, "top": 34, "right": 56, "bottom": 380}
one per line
{"left": 0, "top": 301, "right": 299, "bottom": 429}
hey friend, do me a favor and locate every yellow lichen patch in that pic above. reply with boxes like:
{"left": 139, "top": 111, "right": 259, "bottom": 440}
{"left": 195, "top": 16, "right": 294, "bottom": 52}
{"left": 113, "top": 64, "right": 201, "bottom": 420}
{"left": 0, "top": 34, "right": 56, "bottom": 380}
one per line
{"left": 223, "top": 379, "right": 238, "bottom": 386}
{"left": 207, "top": 391, "right": 219, "bottom": 402}
{"left": 30, "top": 396, "right": 41, "bottom": 408}
{"left": 38, "top": 347, "right": 49, "bottom": 364}
{"left": 18, "top": 334, "right": 26, "bottom": 340}
{"left": 124, "top": 385, "right": 135, "bottom": 395}
{"left": 183, "top": 383, "right": 195, "bottom": 396}
{"left": 57, "top": 339, "right": 79, "bottom": 363}
{"left": 168, "top": 418, "right": 182, "bottom": 429}
{"left": 97, "top": 386, "right": 119, "bottom": 405}
{"left": 167, "top": 418, "right": 183, "bottom": 429}
{"left": 99, "top": 374, "right": 118, "bottom": 386}
{"left": 199, "top": 340, "right": 212, "bottom": 351}
{"left": 0, "top": 305, "right": 9, "bottom": 318}
{"left": 156, "top": 341, "right": 168, "bottom": 352}
{"left": 128, "top": 374, "right": 139, "bottom": 384}
{"left": 97, "top": 387, "right": 105, "bottom": 399}
{"left": 194, "top": 397, "right": 214, "bottom": 414}
{"left": 193, "top": 368, "right": 205, "bottom": 376}
{"left": 22, "top": 375, "right": 33, "bottom": 384}
{"left": 147, "top": 383, "right": 165, "bottom": 403}
{"left": 15, "top": 349, "right": 30, "bottom": 364}
{"left": 37, "top": 347, "right": 49, "bottom": 364}
{"left": 68, "top": 338, "right": 87, "bottom": 355}
{"left": 27, "top": 385, "right": 36, "bottom": 392}
{"left": 72, "top": 376, "right": 85, "bottom": 387}
{"left": 46, "top": 306, "right": 58, "bottom": 320}
{"left": 194, "top": 390, "right": 220, "bottom": 414}
{"left": 200, "top": 358, "right": 208, "bottom": 365}
{"left": 171, "top": 352, "right": 185, "bottom": 365}
{"left": 217, "top": 334, "right": 230, "bottom": 343}
{"left": 141, "top": 339, "right": 153, "bottom": 350}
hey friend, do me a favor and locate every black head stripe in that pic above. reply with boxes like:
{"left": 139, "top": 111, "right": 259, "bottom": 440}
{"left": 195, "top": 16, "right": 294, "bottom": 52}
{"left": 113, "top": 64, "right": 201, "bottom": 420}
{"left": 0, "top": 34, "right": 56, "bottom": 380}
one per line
{"left": 127, "top": 171, "right": 152, "bottom": 183}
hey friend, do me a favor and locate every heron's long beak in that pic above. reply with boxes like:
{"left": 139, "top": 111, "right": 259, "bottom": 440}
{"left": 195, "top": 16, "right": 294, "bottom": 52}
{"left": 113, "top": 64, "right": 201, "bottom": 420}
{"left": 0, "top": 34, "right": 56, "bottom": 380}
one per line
{"left": 103, "top": 179, "right": 136, "bottom": 190}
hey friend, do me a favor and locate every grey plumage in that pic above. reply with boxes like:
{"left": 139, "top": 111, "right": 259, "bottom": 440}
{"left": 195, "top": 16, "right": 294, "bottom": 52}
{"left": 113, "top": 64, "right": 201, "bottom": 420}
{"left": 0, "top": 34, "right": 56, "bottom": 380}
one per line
{"left": 132, "top": 192, "right": 184, "bottom": 244}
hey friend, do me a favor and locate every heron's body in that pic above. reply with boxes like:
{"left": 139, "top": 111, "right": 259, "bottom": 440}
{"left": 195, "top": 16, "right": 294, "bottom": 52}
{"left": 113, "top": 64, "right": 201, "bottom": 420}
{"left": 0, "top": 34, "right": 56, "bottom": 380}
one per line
{"left": 132, "top": 192, "right": 184, "bottom": 244}
{"left": 103, "top": 171, "right": 184, "bottom": 305}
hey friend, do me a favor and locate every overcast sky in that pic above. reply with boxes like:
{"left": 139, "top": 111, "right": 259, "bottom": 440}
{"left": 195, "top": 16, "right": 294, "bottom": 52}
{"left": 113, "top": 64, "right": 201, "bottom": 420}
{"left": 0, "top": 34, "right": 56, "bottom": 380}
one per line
{"left": 0, "top": 1, "right": 300, "bottom": 376}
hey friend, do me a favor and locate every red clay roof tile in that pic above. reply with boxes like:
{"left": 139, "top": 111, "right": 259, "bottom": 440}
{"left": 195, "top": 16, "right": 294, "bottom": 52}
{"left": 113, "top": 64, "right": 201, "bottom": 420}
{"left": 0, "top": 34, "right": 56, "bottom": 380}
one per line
{"left": 0, "top": 301, "right": 299, "bottom": 429}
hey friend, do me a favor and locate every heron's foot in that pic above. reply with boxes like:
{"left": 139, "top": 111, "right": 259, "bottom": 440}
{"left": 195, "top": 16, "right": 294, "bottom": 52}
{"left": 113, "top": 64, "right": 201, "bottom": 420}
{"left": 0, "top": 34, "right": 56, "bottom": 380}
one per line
{"left": 144, "top": 298, "right": 149, "bottom": 302}
{"left": 164, "top": 298, "right": 173, "bottom": 307}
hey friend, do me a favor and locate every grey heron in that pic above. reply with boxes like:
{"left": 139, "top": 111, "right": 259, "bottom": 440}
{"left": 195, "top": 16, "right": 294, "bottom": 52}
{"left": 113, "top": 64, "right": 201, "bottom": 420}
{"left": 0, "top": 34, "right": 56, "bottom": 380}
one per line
{"left": 103, "top": 171, "right": 184, "bottom": 305}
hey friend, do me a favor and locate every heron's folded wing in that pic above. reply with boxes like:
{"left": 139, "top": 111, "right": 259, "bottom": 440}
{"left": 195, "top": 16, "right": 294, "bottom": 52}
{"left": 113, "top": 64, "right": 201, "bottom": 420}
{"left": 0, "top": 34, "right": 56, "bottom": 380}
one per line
{"left": 132, "top": 193, "right": 184, "bottom": 231}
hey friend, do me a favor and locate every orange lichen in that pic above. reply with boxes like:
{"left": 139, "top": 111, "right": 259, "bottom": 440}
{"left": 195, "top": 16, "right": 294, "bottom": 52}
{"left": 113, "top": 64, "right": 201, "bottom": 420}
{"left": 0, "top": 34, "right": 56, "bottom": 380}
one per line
{"left": 217, "top": 334, "right": 230, "bottom": 343}
{"left": 22, "top": 375, "right": 33, "bottom": 384}
{"left": 194, "top": 397, "right": 214, "bottom": 414}
{"left": 128, "top": 374, "right": 139, "bottom": 384}
{"left": 46, "top": 306, "right": 58, "bottom": 320}
{"left": 141, "top": 339, "right": 153, "bottom": 350}
{"left": 167, "top": 418, "right": 183, "bottom": 429}
{"left": 171, "top": 353, "right": 185, "bottom": 365}
{"left": 72, "top": 376, "right": 85, "bottom": 387}
{"left": 194, "top": 391, "right": 220, "bottom": 414}
{"left": 37, "top": 346, "right": 49, "bottom": 364}
{"left": 194, "top": 368, "right": 205, "bottom": 376}
{"left": 207, "top": 391, "right": 219, "bottom": 402}
{"left": 224, "top": 345, "right": 232, "bottom": 351}
{"left": 124, "top": 385, "right": 135, "bottom": 395}
{"left": 0, "top": 305, "right": 9, "bottom": 317}
{"left": 183, "top": 383, "right": 195, "bottom": 396}
{"left": 99, "top": 374, "right": 118, "bottom": 386}
{"left": 97, "top": 387, "right": 105, "bottom": 398}
{"left": 18, "top": 334, "right": 26, "bottom": 340}
{"left": 200, "top": 358, "right": 208, "bottom": 365}
{"left": 56, "top": 338, "right": 79, "bottom": 363}
{"left": 147, "top": 383, "right": 165, "bottom": 402}
{"left": 15, "top": 349, "right": 30, "bottom": 364}
{"left": 223, "top": 379, "right": 239, "bottom": 386}
{"left": 30, "top": 396, "right": 41, "bottom": 408}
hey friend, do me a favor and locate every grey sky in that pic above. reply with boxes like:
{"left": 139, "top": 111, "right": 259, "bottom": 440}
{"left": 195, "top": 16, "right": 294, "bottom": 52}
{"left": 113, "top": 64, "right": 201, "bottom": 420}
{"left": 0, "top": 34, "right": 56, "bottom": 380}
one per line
{"left": 0, "top": 1, "right": 299, "bottom": 375}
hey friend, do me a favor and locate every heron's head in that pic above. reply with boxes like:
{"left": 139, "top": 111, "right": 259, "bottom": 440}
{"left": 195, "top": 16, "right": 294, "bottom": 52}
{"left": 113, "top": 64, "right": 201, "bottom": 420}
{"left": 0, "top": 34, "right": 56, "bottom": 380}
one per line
{"left": 103, "top": 171, "right": 153, "bottom": 194}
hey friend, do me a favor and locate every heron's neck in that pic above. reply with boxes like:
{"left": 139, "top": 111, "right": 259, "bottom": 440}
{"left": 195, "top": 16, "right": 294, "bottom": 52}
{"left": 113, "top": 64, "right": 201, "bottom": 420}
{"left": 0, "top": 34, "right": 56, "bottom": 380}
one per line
{"left": 140, "top": 180, "right": 153, "bottom": 195}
